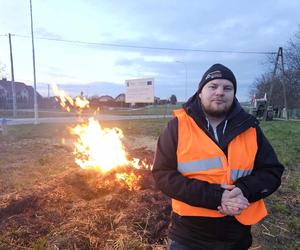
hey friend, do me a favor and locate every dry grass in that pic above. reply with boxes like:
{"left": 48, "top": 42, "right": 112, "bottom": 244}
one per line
{"left": 0, "top": 122, "right": 170, "bottom": 250}
{"left": 0, "top": 167, "right": 170, "bottom": 249}
{"left": 1, "top": 120, "right": 299, "bottom": 249}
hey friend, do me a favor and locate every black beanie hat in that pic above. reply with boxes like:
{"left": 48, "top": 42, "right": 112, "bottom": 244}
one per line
{"left": 198, "top": 63, "right": 237, "bottom": 94}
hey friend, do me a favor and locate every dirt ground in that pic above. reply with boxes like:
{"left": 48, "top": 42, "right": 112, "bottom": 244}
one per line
{"left": 0, "top": 132, "right": 171, "bottom": 250}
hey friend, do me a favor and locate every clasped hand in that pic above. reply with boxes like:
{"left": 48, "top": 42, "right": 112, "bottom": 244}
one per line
{"left": 217, "top": 184, "right": 249, "bottom": 216}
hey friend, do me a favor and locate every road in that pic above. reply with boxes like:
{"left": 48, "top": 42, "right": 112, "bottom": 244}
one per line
{"left": 2, "top": 114, "right": 172, "bottom": 126}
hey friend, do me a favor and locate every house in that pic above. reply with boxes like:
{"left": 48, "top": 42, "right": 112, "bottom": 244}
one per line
{"left": 97, "top": 95, "right": 116, "bottom": 108}
{"left": 154, "top": 96, "right": 160, "bottom": 104}
{"left": 0, "top": 78, "right": 43, "bottom": 109}
{"left": 98, "top": 95, "right": 114, "bottom": 102}
{"left": 158, "top": 99, "right": 169, "bottom": 105}
{"left": 115, "top": 93, "right": 125, "bottom": 102}
{"left": 114, "top": 93, "right": 130, "bottom": 108}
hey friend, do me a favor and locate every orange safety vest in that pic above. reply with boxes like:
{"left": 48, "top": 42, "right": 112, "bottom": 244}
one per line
{"left": 172, "top": 108, "right": 267, "bottom": 225}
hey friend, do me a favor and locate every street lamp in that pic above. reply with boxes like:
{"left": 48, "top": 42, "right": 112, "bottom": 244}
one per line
{"left": 176, "top": 61, "right": 188, "bottom": 100}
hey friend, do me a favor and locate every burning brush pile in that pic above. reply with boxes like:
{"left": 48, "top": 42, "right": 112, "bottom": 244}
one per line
{"left": 0, "top": 87, "right": 171, "bottom": 249}
{"left": 53, "top": 84, "right": 151, "bottom": 190}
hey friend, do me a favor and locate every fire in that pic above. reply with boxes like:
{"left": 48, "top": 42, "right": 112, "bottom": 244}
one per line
{"left": 74, "top": 96, "right": 90, "bottom": 109}
{"left": 116, "top": 172, "right": 141, "bottom": 191}
{"left": 52, "top": 84, "right": 89, "bottom": 111}
{"left": 71, "top": 117, "right": 128, "bottom": 173}
{"left": 53, "top": 85, "right": 150, "bottom": 190}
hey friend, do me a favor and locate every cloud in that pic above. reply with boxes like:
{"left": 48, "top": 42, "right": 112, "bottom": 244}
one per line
{"left": 34, "top": 28, "right": 62, "bottom": 40}
{"left": 2, "top": 0, "right": 300, "bottom": 102}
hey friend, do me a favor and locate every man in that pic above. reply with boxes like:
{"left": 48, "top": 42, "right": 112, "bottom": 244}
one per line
{"left": 152, "top": 63, "right": 284, "bottom": 250}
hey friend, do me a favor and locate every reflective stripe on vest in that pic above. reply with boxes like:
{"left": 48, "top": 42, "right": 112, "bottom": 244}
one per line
{"left": 173, "top": 108, "right": 268, "bottom": 225}
{"left": 178, "top": 157, "right": 223, "bottom": 173}
{"left": 231, "top": 169, "right": 253, "bottom": 181}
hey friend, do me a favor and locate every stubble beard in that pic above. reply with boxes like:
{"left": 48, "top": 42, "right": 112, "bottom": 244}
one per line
{"left": 201, "top": 103, "right": 231, "bottom": 118}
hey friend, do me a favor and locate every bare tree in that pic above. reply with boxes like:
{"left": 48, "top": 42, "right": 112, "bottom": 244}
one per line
{"left": 170, "top": 94, "right": 177, "bottom": 105}
{"left": 251, "top": 26, "right": 300, "bottom": 109}
{"left": 286, "top": 25, "right": 300, "bottom": 71}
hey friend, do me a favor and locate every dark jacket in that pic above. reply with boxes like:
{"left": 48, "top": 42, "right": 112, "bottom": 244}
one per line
{"left": 152, "top": 93, "right": 284, "bottom": 248}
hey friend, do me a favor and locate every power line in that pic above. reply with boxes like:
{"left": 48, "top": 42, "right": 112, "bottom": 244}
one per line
{"left": 4, "top": 33, "right": 276, "bottom": 55}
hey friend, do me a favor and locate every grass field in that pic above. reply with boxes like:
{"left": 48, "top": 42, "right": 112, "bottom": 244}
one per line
{"left": 253, "top": 121, "right": 300, "bottom": 249}
{"left": 0, "top": 119, "right": 299, "bottom": 249}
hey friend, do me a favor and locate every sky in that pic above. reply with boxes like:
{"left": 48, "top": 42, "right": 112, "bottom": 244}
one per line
{"left": 0, "top": 0, "right": 299, "bottom": 102}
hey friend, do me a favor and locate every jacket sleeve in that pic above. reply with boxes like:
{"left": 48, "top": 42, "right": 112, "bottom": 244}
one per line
{"left": 152, "top": 117, "right": 224, "bottom": 210}
{"left": 235, "top": 126, "right": 284, "bottom": 202}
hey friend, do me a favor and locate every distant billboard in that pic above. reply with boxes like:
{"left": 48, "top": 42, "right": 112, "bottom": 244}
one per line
{"left": 125, "top": 78, "right": 154, "bottom": 103}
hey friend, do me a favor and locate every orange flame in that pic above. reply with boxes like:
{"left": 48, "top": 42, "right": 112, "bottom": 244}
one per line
{"left": 52, "top": 84, "right": 89, "bottom": 111}
{"left": 71, "top": 117, "right": 129, "bottom": 173}
{"left": 53, "top": 85, "right": 151, "bottom": 190}
{"left": 116, "top": 172, "right": 141, "bottom": 191}
{"left": 74, "top": 96, "right": 90, "bottom": 109}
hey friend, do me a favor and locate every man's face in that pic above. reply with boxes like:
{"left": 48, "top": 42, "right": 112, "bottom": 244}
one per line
{"left": 199, "top": 79, "right": 234, "bottom": 117}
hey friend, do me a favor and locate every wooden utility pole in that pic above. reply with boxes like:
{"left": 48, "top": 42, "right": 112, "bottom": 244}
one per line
{"left": 264, "top": 47, "right": 288, "bottom": 120}
{"left": 29, "top": 0, "right": 39, "bottom": 124}
{"left": 280, "top": 48, "right": 288, "bottom": 120}
{"left": 9, "top": 33, "right": 17, "bottom": 117}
